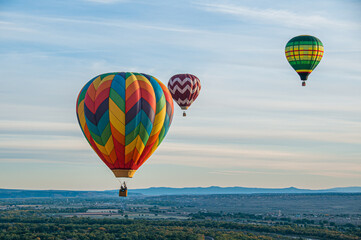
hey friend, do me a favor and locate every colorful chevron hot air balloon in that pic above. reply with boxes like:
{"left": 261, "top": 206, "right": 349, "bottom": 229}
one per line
{"left": 168, "top": 74, "right": 201, "bottom": 117}
{"left": 285, "top": 35, "right": 324, "bottom": 86}
{"left": 76, "top": 72, "right": 174, "bottom": 196}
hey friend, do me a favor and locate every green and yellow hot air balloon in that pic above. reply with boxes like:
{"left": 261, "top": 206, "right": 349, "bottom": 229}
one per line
{"left": 285, "top": 35, "right": 324, "bottom": 86}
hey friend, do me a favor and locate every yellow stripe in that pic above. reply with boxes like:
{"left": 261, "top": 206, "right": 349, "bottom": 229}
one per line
{"left": 135, "top": 137, "right": 145, "bottom": 154}
{"left": 286, "top": 47, "right": 323, "bottom": 52}
{"left": 149, "top": 106, "right": 166, "bottom": 136}
{"left": 125, "top": 73, "right": 138, "bottom": 88}
{"left": 92, "top": 76, "right": 102, "bottom": 90}
{"left": 109, "top": 111, "right": 125, "bottom": 135}
{"left": 78, "top": 114, "right": 86, "bottom": 130}
{"left": 125, "top": 136, "right": 137, "bottom": 155}
{"left": 96, "top": 75, "right": 114, "bottom": 93}
{"left": 102, "top": 74, "right": 115, "bottom": 82}
{"left": 287, "top": 54, "right": 320, "bottom": 61}
{"left": 132, "top": 140, "right": 146, "bottom": 166}
{"left": 77, "top": 100, "right": 84, "bottom": 116}
{"left": 125, "top": 135, "right": 145, "bottom": 155}
{"left": 135, "top": 75, "right": 153, "bottom": 85}
{"left": 94, "top": 137, "right": 114, "bottom": 156}
{"left": 296, "top": 70, "right": 313, "bottom": 73}
{"left": 300, "top": 56, "right": 312, "bottom": 60}
{"left": 104, "top": 137, "right": 114, "bottom": 154}
{"left": 77, "top": 100, "right": 87, "bottom": 130}
{"left": 146, "top": 139, "right": 160, "bottom": 160}
{"left": 125, "top": 73, "right": 155, "bottom": 88}
{"left": 287, "top": 51, "right": 320, "bottom": 56}
{"left": 109, "top": 99, "right": 125, "bottom": 124}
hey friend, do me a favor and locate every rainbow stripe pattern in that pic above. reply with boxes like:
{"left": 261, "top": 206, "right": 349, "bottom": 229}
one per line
{"left": 285, "top": 35, "right": 324, "bottom": 81}
{"left": 76, "top": 72, "right": 174, "bottom": 178}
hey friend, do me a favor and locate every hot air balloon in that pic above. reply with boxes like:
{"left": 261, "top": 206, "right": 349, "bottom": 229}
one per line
{"left": 76, "top": 72, "right": 174, "bottom": 197}
{"left": 285, "top": 35, "right": 324, "bottom": 86}
{"left": 168, "top": 74, "right": 201, "bottom": 116}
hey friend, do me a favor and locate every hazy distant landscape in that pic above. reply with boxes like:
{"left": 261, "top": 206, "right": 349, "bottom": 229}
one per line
{"left": 1, "top": 186, "right": 361, "bottom": 198}
{"left": 0, "top": 191, "right": 360, "bottom": 239}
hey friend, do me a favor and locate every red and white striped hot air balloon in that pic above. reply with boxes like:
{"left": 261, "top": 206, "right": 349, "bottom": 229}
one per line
{"left": 168, "top": 74, "right": 201, "bottom": 117}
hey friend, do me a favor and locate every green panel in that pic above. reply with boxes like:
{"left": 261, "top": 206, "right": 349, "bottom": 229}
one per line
{"left": 125, "top": 125, "right": 140, "bottom": 145}
{"left": 138, "top": 123, "right": 150, "bottom": 145}
{"left": 100, "top": 73, "right": 116, "bottom": 80}
{"left": 125, "top": 123, "right": 150, "bottom": 146}
{"left": 100, "top": 123, "right": 112, "bottom": 145}
{"left": 155, "top": 95, "right": 165, "bottom": 114}
{"left": 109, "top": 89, "right": 125, "bottom": 112}
{"left": 157, "top": 127, "right": 166, "bottom": 146}
{"left": 88, "top": 130, "right": 103, "bottom": 145}
{"left": 125, "top": 72, "right": 133, "bottom": 79}
{"left": 77, "top": 89, "right": 87, "bottom": 106}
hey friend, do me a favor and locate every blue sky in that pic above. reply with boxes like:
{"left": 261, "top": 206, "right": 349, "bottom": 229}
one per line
{"left": 0, "top": 0, "right": 360, "bottom": 190}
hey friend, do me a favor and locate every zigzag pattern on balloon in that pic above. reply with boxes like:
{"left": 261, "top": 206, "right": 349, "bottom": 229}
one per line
{"left": 168, "top": 84, "right": 198, "bottom": 95}
{"left": 76, "top": 72, "right": 174, "bottom": 173}
{"left": 176, "top": 98, "right": 192, "bottom": 105}
{"left": 168, "top": 77, "right": 192, "bottom": 87}
{"left": 168, "top": 74, "right": 201, "bottom": 109}
{"left": 135, "top": 75, "right": 174, "bottom": 167}
{"left": 84, "top": 74, "right": 117, "bottom": 167}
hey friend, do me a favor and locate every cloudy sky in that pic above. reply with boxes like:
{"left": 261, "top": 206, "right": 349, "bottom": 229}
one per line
{"left": 1, "top": 0, "right": 360, "bottom": 190}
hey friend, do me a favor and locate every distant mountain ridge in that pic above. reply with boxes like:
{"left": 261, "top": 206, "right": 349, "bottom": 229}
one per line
{"left": 0, "top": 186, "right": 360, "bottom": 198}
{"left": 131, "top": 186, "right": 361, "bottom": 195}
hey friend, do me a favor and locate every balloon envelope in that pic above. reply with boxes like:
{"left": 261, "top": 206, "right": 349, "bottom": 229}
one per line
{"left": 168, "top": 74, "right": 201, "bottom": 111}
{"left": 76, "top": 72, "right": 174, "bottom": 178}
{"left": 285, "top": 35, "right": 324, "bottom": 84}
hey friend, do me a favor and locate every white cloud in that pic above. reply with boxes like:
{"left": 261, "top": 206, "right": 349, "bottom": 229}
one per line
{"left": 0, "top": 21, "right": 35, "bottom": 33}
{"left": 0, "top": 12, "right": 200, "bottom": 34}
{"left": 151, "top": 142, "right": 361, "bottom": 179}
{"left": 210, "top": 169, "right": 361, "bottom": 179}
{"left": 169, "top": 123, "right": 361, "bottom": 145}
{"left": 195, "top": 1, "right": 360, "bottom": 29}
{"left": 83, "top": 0, "right": 127, "bottom": 3}
{"left": 152, "top": 142, "right": 360, "bottom": 167}
{"left": 0, "top": 158, "right": 92, "bottom": 165}
{"left": 0, "top": 134, "right": 88, "bottom": 151}
{"left": 0, "top": 120, "right": 78, "bottom": 132}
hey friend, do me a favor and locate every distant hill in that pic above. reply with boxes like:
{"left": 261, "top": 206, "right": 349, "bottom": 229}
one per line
{"left": 130, "top": 186, "right": 361, "bottom": 196}
{"left": 0, "top": 189, "right": 119, "bottom": 199}
{"left": 0, "top": 186, "right": 360, "bottom": 198}
{"left": 322, "top": 187, "right": 361, "bottom": 193}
